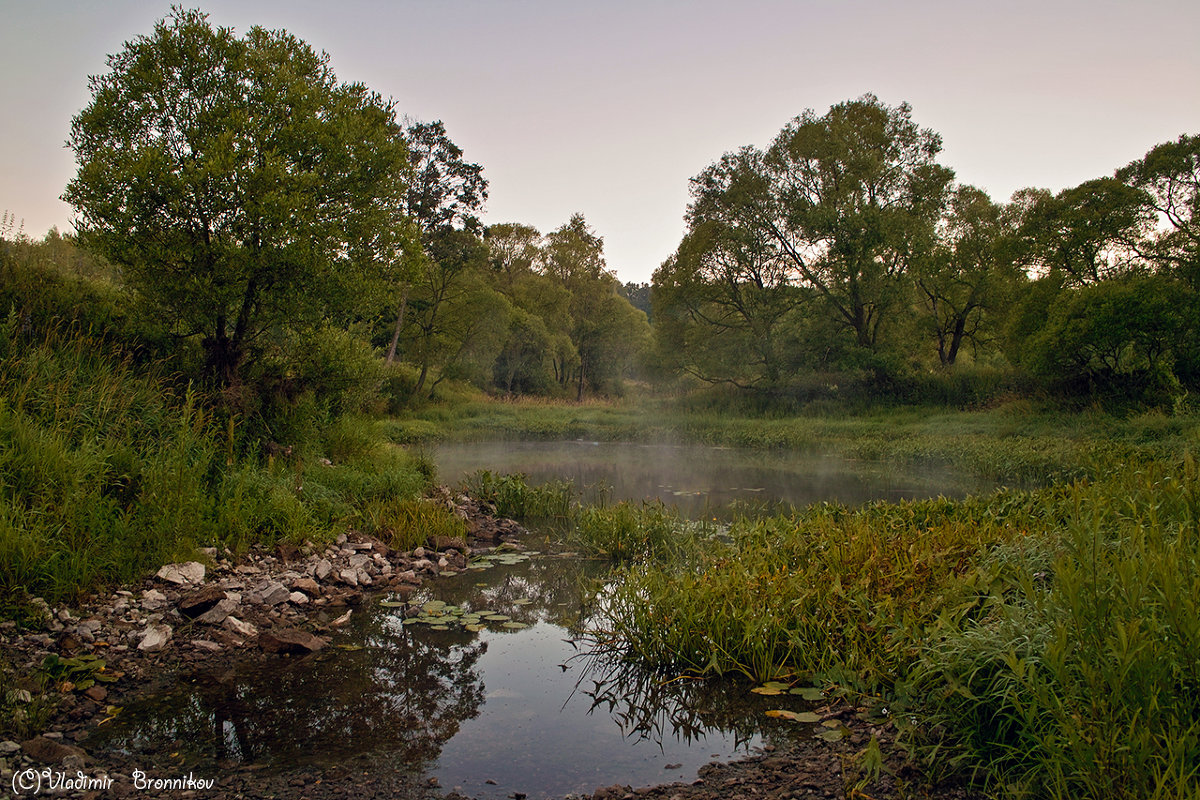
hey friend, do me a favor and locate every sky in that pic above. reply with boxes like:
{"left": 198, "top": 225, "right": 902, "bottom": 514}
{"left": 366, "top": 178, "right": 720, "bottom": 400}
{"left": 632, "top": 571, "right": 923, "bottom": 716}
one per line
{"left": 2, "top": 0, "right": 1198, "bottom": 284}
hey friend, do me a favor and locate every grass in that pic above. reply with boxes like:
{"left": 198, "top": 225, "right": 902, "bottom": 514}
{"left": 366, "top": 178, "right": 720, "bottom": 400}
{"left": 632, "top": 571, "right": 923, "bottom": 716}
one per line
{"left": 461, "top": 469, "right": 575, "bottom": 521}
{"left": 0, "top": 321, "right": 433, "bottom": 605}
{"left": 581, "top": 446, "right": 1200, "bottom": 799}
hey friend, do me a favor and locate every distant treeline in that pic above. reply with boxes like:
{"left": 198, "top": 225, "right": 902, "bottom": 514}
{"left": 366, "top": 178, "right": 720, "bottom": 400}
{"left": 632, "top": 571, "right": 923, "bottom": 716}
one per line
{"left": 6, "top": 9, "right": 1198, "bottom": 415}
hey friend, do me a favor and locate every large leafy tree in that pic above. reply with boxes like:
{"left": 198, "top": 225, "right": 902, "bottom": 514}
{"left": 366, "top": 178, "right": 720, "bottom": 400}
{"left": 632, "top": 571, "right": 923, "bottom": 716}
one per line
{"left": 543, "top": 214, "right": 649, "bottom": 399}
{"left": 684, "top": 95, "right": 953, "bottom": 360}
{"left": 1117, "top": 134, "right": 1200, "bottom": 285}
{"left": 914, "top": 185, "right": 1023, "bottom": 365}
{"left": 1015, "top": 177, "right": 1153, "bottom": 285}
{"left": 63, "top": 9, "right": 410, "bottom": 386}
{"left": 653, "top": 216, "right": 807, "bottom": 389}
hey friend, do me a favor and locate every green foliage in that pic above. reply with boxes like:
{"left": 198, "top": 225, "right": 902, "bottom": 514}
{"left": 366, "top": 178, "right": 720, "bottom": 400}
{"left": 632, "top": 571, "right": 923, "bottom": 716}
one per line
{"left": 1020, "top": 274, "right": 1191, "bottom": 407}
{"left": 0, "top": 329, "right": 216, "bottom": 601}
{"left": 461, "top": 470, "right": 574, "bottom": 520}
{"left": 906, "top": 459, "right": 1200, "bottom": 799}
{"left": 573, "top": 502, "right": 697, "bottom": 562}
{"left": 63, "top": 8, "right": 411, "bottom": 387}
{"left": 363, "top": 498, "right": 466, "bottom": 552}
{"left": 38, "top": 653, "right": 117, "bottom": 692}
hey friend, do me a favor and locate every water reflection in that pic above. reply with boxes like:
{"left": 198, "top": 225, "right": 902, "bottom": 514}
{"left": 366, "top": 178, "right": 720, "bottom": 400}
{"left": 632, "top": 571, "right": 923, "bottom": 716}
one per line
{"left": 92, "top": 540, "right": 797, "bottom": 798}
{"left": 573, "top": 652, "right": 805, "bottom": 752}
{"left": 95, "top": 612, "right": 488, "bottom": 772}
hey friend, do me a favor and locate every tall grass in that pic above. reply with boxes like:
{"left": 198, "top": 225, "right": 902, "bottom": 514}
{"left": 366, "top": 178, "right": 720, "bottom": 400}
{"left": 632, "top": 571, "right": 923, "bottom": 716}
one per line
{"left": 0, "top": 322, "right": 433, "bottom": 603}
{"left": 461, "top": 469, "right": 575, "bottom": 520}
{"left": 905, "top": 458, "right": 1200, "bottom": 799}
{"left": 0, "top": 322, "right": 214, "bottom": 601}
{"left": 589, "top": 454, "right": 1200, "bottom": 799}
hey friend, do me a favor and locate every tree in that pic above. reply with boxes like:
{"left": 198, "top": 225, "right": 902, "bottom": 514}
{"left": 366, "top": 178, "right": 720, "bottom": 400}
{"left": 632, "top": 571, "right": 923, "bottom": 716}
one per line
{"left": 1014, "top": 177, "right": 1153, "bottom": 285}
{"left": 1117, "top": 134, "right": 1200, "bottom": 285}
{"left": 543, "top": 215, "right": 649, "bottom": 399}
{"left": 914, "top": 185, "right": 1022, "bottom": 365}
{"left": 63, "top": 9, "right": 411, "bottom": 387}
{"left": 384, "top": 120, "right": 489, "bottom": 365}
{"left": 688, "top": 95, "right": 953, "bottom": 355}
{"left": 653, "top": 217, "right": 808, "bottom": 389}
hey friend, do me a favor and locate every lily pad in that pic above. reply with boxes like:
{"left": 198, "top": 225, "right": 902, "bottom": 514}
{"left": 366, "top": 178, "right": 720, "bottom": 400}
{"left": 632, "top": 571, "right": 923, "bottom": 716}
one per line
{"left": 430, "top": 625, "right": 450, "bottom": 631}
{"left": 464, "top": 624, "right": 486, "bottom": 632}
{"left": 751, "top": 681, "right": 791, "bottom": 696}
{"left": 764, "top": 710, "right": 821, "bottom": 722}
{"left": 500, "top": 621, "right": 529, "bottom": 630}
{"left": 484, "top": 614, "right": 510, "bottom": 622}
{"left": 789, "top": 686, "right": 825, "bottom": 701}
{"left": 379, "top": 600, "right": 406, "bottom": 608}
{"left": 816, "top": 728, "right": 845, "bottom": 742}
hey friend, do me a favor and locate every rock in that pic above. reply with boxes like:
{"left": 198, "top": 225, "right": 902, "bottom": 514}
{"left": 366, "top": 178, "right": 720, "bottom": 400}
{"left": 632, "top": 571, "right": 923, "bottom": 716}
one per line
{"left": 258, "top": 628, "right": 327, "bottom": 654}
{"left": 288, "top": 591, "right": 310, "bottom": 605}
{"left": 222, "top": 616, "right": 258, "bottom": 639}
{"left": 141, "top": 589, "right": 168, "bottom": 611}
{"left": 348, "top": 554, "right": 370, "bottom": 569}
{"left": 137, "top": 623, "right": 172, "bottom": 652}
{"left": 194, "top": 597, "right": 238, "bottom": 625}
{"left": 339, "top": 569, "right": 359, "bottom": 587}
{"left": 275, "top": 542, "right": 300, "bottom": 562}
{"left": 314, "top": 559, "right": 334, "bottom": 581}
{"left": 0, "top": 740, "right": 20, "bottom": 755}
{"left": 413, "top": 546, "right": 426, "bottom": 558}
{"left": 432, "top": 535, "right": 467, "bottom": 553}
{"left": 178, "top": 585, "right": 228, "bottom": 619}
{"left": 292, "top": 577, "right": 321, "bottom": 596}
{"left": 21, "top": 735, "right": 86, "bottom": 764}
{"left": 397, "top": 570, "right": 419, "bottom": 584}
{"left": 83, "top": 685, "right": 108, "bottom": 702}
{"left": 260, "top": 581, "right": 291, "bottom": 606}
{"left": 156, "top": 561, "right": 206, "bottom": 585}
{"left": 191, "top": 639, "right": 222, "bottom": 652}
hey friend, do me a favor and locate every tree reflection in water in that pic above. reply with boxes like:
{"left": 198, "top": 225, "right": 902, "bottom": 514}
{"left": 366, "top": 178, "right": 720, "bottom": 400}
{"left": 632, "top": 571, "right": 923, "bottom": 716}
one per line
{"left": 94, "top": 615, "right": 487, "bottom": 771}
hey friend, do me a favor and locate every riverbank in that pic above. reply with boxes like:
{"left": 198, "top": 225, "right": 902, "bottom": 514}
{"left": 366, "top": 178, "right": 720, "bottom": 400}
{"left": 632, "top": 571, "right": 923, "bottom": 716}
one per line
{"left": 0, "top": 487, "right": 978, "bottom": 800}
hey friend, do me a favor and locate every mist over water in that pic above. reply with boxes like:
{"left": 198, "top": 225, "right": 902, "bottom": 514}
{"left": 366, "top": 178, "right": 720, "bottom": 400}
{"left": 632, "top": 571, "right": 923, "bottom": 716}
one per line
{"left": 435, "top": 440, "right": 986, "bottom": 516}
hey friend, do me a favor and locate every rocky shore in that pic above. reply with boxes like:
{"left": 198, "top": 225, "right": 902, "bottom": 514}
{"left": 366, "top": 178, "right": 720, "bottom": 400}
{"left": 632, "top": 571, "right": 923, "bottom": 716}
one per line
{"left": 0, "top": 491, "right": 529, "bottom": 797}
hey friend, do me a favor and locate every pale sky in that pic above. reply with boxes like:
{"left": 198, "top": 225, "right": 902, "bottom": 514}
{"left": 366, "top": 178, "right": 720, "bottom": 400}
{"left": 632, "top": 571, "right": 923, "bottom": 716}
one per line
{"left": 2, "top": 0, "right": 1198, "bottom": 283}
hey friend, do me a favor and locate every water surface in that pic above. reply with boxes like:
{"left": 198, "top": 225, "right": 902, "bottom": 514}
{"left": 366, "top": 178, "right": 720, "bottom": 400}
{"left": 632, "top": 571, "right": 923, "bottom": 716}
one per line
{"left": 92, "top": 440, "right": 986, "bottom": 798}
{"left": 435, "top": 439, "right": 985, "bottom": 516}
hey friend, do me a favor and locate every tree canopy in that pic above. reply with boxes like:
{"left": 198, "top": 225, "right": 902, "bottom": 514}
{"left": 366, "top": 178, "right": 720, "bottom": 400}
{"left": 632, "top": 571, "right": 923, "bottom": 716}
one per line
{"left": 63, "top": 8, "right": 411, "bottom": 387}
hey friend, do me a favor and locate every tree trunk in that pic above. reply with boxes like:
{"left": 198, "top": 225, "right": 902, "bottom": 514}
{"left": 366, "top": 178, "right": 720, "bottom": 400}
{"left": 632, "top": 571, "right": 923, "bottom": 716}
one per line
{"left": 385, "top": 284, "right": 410, "bottom": 364}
